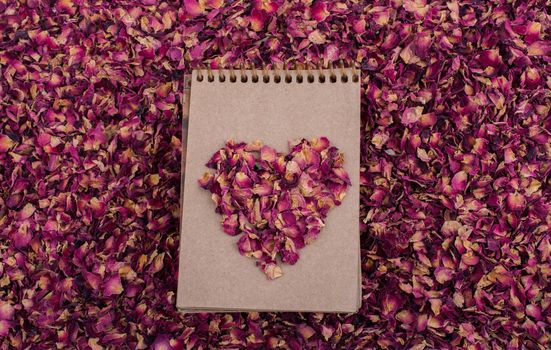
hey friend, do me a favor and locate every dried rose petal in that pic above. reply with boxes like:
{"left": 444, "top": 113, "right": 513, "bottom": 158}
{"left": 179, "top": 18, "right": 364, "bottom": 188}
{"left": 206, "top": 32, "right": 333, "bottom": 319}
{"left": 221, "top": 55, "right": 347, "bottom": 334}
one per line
{"left": 0, "top": 320, "right": 13, "bottom": 337}
{"left": 451, "top": 171, "right": 468, "bottom": 192}
{"left": 0, "top": 134, "right": 15, "bottom": 153}
{"left": 311, "top": 1, "right": 329, "bottom": 22}
{"left": 103, "top": 275, "right": 124, "bottom": 297}
{"left": 0, "top": 302, "right": 14, "bottom": 320}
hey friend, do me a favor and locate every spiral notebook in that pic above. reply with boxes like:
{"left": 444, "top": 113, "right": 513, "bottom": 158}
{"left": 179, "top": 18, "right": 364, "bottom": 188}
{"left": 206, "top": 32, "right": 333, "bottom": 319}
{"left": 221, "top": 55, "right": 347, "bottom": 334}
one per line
{"left": 177, "top": 68, "right": 360, "bottom": 313}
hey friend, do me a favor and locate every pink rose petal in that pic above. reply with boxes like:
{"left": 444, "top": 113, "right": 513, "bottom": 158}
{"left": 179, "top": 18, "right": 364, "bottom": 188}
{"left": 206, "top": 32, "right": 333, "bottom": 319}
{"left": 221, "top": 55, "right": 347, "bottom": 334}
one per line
{"left": 506, "top": 192, "right": 526, "bottom": 211}
{"left": 451, "top": 171, "right": 468, "bottom": 192}
{"left": 249, "top": 9, "right": 267, "bottom": 32}
{"left": 0, "top": 320, "right": 13, "bottom": 337}
{"left": 0, "top": 302, "right": 14, "bottom": 320}
{"left": 0, "top": 134, "right": 14, "bottom": 153}
{"left": 103, "top": 275, "right": 124, "bottom": 296}
{"left": 311, "top": 1, "right": 329, "bottom": 22}
{"left": 184, "top": 0, "right": 205, "bottom": 17}
{"left": 527, "top": 41, "right": 550, "bottom": 56}
{"left": 434, "top": 267, "right": 453, "bottom": 284}
{"left": 401, "top": 107, "right": 423, "bottom": 125}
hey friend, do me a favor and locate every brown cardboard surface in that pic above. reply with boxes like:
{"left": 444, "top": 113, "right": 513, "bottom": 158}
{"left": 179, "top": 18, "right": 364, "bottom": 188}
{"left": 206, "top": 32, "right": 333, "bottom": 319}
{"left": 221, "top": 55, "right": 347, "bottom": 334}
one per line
{"left": 177, "top": 69, "right": 360, "bottom": 312}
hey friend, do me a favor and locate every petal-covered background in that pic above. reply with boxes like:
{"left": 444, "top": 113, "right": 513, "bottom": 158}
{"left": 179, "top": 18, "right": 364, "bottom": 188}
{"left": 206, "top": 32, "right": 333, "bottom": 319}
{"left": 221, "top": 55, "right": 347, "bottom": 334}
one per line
{"left": 0, "top": 0, "right": 549, "bottom": 349}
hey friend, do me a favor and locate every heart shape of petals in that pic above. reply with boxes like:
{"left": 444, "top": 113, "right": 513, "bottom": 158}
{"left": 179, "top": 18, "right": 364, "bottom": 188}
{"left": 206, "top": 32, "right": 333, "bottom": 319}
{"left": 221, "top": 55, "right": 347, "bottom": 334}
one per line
{"left": 198, "top": 137, "right": 351, "bottom": 279}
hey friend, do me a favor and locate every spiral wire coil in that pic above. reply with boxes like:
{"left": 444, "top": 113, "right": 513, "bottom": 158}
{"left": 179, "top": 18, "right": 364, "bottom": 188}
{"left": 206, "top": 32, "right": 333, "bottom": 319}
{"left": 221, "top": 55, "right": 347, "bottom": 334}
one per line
{"left": 195, "top": 61, "right": 359, "bottom": 83}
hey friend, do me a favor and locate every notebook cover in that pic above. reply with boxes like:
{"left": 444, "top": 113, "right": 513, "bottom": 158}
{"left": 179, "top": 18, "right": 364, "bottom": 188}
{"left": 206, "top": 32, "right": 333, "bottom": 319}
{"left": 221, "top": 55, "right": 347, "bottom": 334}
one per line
{"left": 177, "top": 69, "right": 360, "bottom": 312}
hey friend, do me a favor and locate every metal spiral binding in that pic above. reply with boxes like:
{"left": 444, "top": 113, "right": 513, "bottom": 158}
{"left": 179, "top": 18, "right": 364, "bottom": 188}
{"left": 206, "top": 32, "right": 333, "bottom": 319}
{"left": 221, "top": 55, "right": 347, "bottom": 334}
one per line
{"left": 195, "top": 61, "right": 359, "bottom": 83}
